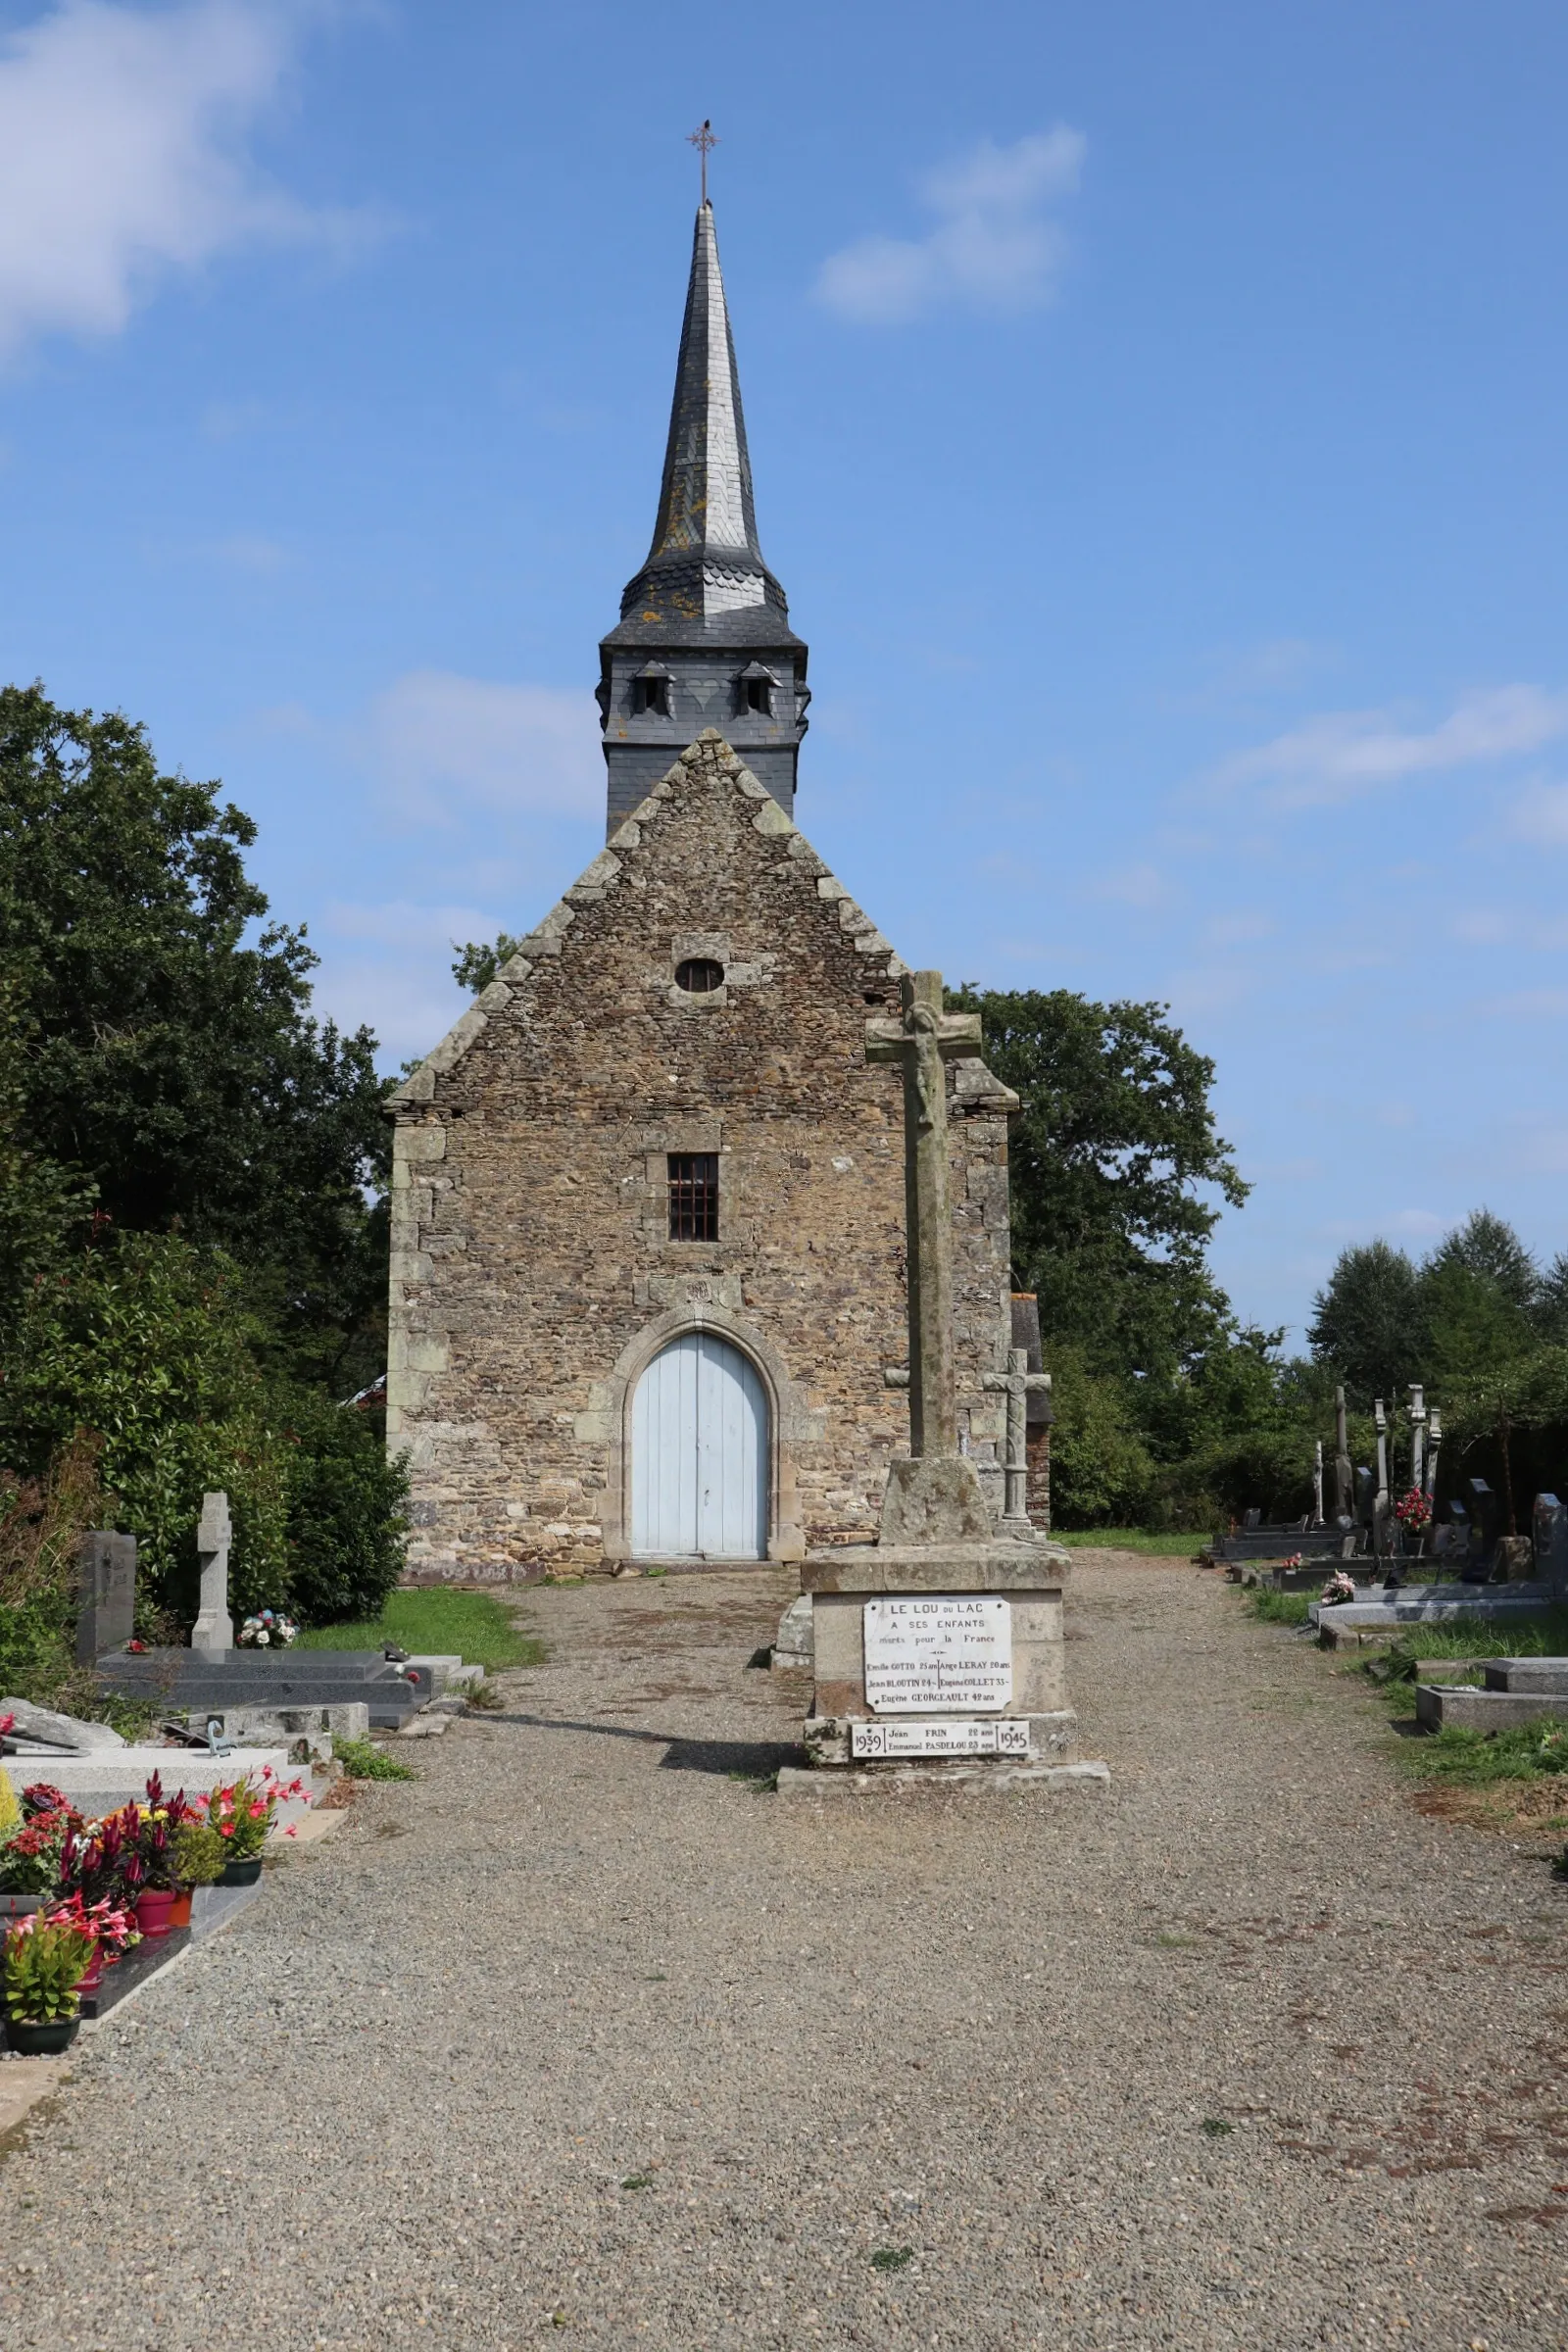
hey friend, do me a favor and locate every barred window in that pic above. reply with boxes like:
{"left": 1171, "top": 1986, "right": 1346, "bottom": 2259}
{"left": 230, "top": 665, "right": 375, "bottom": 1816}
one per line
{"left": 667, "top": 1152, "right": 718, "bottom": 1241}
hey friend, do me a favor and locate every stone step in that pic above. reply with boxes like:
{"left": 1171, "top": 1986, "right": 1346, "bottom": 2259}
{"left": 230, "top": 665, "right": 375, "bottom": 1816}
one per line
{"left": 1415, "top": 1685, "right": 1568, "bottom": 1733}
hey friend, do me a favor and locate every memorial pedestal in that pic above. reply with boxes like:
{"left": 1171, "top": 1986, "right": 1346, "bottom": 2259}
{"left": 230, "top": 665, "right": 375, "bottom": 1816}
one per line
{"left": 784, "top": 1525, "right": 1108, "bottom": 1793}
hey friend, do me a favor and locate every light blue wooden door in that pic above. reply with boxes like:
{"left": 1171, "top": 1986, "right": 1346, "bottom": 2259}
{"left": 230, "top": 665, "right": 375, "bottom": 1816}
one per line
{"left": 631, "top": 1333, "right": 768, "bottom": 1558}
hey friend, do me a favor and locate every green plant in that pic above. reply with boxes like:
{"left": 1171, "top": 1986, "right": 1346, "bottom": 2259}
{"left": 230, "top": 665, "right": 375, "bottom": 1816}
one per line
{"left": 1407, "top": 1723, "right": 1568, "bottom": 1787}
{"left": 3, "top": 1910, "right": 93, "bottom": 2023}
{"left": 171, "top": 1821, "right": 226, "bottom": 1889}
{"left": 464, "top": 1676, "right": 503, "bottom": 1711}
{"left": 1200, "top": 2118, "right": 1233, "bottom": 2138}
{"left": 870, "top": 2248, "right": 914, "bottom": 2273}
{"left": 332, "top": 1735, "right": 416, "bottom": 1783}
{"left": 1246, "top": 1590, "right": 1312, "bottom": 1628}
{"left": 202, "top": 1767, "right": 304, "bottom": 1859}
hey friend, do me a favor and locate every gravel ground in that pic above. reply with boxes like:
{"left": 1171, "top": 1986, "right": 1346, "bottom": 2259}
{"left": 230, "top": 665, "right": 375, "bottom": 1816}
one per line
{"left": 4, "top": 1550, "right": 1568, "bottom": 2350}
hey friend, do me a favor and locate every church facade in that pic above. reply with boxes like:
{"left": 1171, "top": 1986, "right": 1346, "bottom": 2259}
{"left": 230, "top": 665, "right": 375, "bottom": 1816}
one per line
{"left": 386, "top": 203, "right": 1024, "bottom": 1582}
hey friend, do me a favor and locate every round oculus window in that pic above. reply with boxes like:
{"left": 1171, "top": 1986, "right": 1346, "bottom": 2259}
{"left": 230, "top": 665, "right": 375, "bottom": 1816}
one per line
{"left": 674, "top": 957, "right": 724, "bottom": 994}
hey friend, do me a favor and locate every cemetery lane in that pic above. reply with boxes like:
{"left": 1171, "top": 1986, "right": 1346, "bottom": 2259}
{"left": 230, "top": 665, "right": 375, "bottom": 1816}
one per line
{"left": 3, "top": 1553, "right": 1568, "bottom": 2349}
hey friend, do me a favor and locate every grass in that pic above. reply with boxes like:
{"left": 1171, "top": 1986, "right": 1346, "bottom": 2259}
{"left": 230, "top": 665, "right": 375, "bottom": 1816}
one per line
{"left": 1398, "top": 1722, "right": 1568, "bottom": 1788}
{"left": 296, "top": 1588, "right": 545, "bottom": 1673}
{"left": 332, "top": 1734, "right": 417, "bottom": 1782}
{"left": 1053, "top": 1529, "right": 1205, "bottom": 1555}
{"left": 1246, "top": 1589, "right": 1313, "bottom": 1627}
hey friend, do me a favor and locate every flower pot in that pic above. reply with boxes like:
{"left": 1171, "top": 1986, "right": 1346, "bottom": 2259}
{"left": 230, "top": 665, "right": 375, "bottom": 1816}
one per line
{"left": 168, "top": 1890, "right": 193, "bottom": 1929}
{"left": 133, "top": 1888, "right": 177, "bottom": 1939}
{"left": 4, "top": 2015, "right": 79, "bottom": 2055}
{"left": 218, "top": 1857, "right": 263, "bottom": 1887}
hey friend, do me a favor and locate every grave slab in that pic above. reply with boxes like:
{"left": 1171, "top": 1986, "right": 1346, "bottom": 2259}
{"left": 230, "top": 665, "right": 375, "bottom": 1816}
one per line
{"left": 1414, "top": 1684, "right": 1568, "bottom": 1733}
{"left": 1483, "top": 1658, "right": 1568, "bottom": 1694}
{"left": 777, "top": 1759, "right": 1110, "bottom": 1797}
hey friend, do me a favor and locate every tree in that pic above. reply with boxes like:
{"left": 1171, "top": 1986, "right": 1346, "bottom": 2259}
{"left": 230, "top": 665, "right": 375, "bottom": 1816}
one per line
{"left": 1307, "top": 1240, "right": 1424, "bottom": 1403}
{"left": 452, "top": 932, "right": 525, "bottom": 995}
{"left": 0, "top": 685, "right": 389, "bottom": 1390}
{"left": 951, "top": 987, "right": 1249, "bottom": 1380}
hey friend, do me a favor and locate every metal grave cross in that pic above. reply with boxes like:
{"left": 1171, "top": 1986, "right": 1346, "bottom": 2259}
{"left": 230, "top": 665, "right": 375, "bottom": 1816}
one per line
{"left": 982, "top": 1348, "right": 1053, "bottom": 1521}
{"left": 865, "top": 970, "right": 982, "bottom": 1459}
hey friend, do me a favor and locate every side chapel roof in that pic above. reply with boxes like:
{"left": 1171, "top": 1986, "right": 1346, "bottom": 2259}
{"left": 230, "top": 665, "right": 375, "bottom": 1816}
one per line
{"left": 388, "top": 732, "right": 1016, "bottom": 1113}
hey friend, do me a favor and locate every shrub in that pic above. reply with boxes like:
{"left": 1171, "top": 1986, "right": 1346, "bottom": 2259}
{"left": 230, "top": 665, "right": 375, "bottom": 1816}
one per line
{"left": 0, "top": 1431, "right": 105, "bottom": 1701}
{"left": 332, "top": 1735, "right": 416, "bottom": 1783}
{"left": 281, "top": 1388, "right": 408, "bottom": 1625}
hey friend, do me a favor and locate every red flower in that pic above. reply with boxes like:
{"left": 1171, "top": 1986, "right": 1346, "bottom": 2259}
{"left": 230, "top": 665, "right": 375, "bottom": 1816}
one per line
{"left": 219, "top": 1823, "right": 234, "bottom": 1838}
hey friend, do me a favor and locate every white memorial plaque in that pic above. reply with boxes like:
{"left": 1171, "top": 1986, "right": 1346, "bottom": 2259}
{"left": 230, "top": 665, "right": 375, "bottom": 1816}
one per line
{"left": 862, "top": 1593, "right": 1012, "bottom": 1713}
{"left": 851, "top": 1718, "right": 1030, "bottom": 1760}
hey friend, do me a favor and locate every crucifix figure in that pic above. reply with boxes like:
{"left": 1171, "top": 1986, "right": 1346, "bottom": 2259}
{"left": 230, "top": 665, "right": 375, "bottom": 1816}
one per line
{"left": 687, "top": 119, "right": 718, "bottom": 206}
{"left": 983, "top": 1349, "right": 1053, "bottom": 1520}
{"left": 1407, "top": 1384, "right": 1427, "bottom": 1494}
{"left": 866, "top": 970, "right": 982, "bottom": 1458}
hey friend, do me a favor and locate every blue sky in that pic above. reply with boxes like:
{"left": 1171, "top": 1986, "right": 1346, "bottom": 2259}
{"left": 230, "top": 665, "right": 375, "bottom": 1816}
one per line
{"left": 2, "top": 0, "right": 1566, "bottom": 1345}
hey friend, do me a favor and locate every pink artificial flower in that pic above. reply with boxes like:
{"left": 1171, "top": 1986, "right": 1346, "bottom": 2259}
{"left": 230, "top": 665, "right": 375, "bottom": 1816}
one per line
{"left": 248, "top": 1802, "right": 266, "bottom": 1820}
{"left": 219, "top": 1823, "right": 234, "bottom": 1838}
{"left": 284, "top": 1825, "right": 298, "bottom": 1838}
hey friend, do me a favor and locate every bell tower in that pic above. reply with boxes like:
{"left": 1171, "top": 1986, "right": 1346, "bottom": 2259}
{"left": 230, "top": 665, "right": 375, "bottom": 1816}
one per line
{"left": 597, "top": 200, "right": 808, "bottom": 836}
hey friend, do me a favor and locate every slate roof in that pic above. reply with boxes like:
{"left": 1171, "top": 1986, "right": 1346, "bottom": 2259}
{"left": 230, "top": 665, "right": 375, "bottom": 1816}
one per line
{"left": 605, "top": 204, "right": 801, "bottom": 651}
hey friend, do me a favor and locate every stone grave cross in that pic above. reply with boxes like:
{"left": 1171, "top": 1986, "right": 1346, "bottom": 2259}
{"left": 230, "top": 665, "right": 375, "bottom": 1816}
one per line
{"left": 1407, "top": 1384, "right": 1427, "bottom": 1494}
{"left": 1333, "top": 1385, "right": 1352, "bottom": 1523}
{"left": 866, "top": 970, "right": 982, "bottom": 1459}
{"left": 982, "top": 1348, "right": 1053, "bottom": 1521}
{"left": 190, "top": 1490, "right": 234, "bottom": 1658}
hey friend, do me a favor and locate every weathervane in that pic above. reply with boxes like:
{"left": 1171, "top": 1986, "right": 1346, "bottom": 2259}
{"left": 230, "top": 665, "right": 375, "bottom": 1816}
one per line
{"left": 687, "top": 119, "right": 718, "bottom": 206}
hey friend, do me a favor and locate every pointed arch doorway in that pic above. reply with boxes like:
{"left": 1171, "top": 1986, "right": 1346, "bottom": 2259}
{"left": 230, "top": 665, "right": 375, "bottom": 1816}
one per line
{"left": 630, "top": 1331, "right": 769, "bottom": 1560}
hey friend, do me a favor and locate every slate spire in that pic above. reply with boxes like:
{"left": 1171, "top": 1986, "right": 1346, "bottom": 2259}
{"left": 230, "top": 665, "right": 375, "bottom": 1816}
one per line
{"left": 598, "top": 201, "right": 808, "bottom": 835}
{"left": 622, "top": 201, "right": 784, "bottom": 626}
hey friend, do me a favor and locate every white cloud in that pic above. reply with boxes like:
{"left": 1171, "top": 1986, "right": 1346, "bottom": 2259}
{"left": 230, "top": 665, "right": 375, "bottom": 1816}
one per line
{"left": 1092, "top": 860, "right": 1167, "bottom": 908}
{"left": 1507, "top": 777, "right": 1568, "bottom": 847}
{"left": 365, "top": 669, "right": 602, "bottom": 822}
{"left": 817, "top": 127, "right": 1085, "bottom": 325}
{"left": 1212, "top": 684, "right": 1568, "bottom": 809}
{"left": 0, "top": 0, "right": 368, "bottom": 361}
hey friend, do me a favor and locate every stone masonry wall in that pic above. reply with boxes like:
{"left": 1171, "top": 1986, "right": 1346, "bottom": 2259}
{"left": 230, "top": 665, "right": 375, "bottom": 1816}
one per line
{"left": 387, "top": 733, "right": 1017, "bottom": 1582}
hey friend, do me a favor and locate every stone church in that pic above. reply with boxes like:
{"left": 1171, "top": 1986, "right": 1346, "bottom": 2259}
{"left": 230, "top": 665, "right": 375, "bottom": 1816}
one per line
{"left": 387, "top": 200, "right": 1040, "bottom": 1582}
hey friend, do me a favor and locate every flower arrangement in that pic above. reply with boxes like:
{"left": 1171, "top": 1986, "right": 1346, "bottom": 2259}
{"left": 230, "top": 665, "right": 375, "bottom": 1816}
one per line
{"left": 197, "top": 1765, "right": 309, "bottom": 1860}
{"left": 21, "top": 1782, "right": 72, "bottom": 1819}
{"left": 3, "top": 1908, "right": 94, "bottom": 2026}
{"left": 1321, "top": 1569, "right": 1357, "bottom": 1606}
{"left": 1281, "top": 1553, "right": 1303, "bottom": 1571}
{"left": 0, "top": 1803, "right": 84, "bottom": 1894}
{"left": 1395, "top": 1487, "right": 1433, "bottom": 1533}
{"left": 46, "top": 1890, "right": 139, "bottom": 1961}
{"left": 238, "top": 1609, "right": 298, "bottom": 1648}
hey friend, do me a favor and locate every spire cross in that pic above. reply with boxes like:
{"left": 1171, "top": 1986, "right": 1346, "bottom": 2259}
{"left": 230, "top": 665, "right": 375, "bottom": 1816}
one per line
{"left": 688, "top": 119, "right": 718, "bottom": 206}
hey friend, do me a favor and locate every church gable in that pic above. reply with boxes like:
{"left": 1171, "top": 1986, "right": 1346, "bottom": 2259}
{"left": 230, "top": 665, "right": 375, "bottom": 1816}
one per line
{"left": 389, "top": 729, "right": 910, "bottom": 1113}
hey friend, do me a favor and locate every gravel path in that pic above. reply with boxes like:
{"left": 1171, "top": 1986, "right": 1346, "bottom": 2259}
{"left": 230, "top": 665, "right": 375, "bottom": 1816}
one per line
{"left": 4, "top": 1550, "right": 1568, "bottom": 2350}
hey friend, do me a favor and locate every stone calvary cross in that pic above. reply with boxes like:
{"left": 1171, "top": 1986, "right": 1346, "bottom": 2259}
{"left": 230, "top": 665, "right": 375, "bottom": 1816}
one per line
{"left": 983, "top": 1349, "right": 1052, "bottom": 1522}
{"left": 190, "top": 1490, "right": 234, "bottom": 1658}
{"left": 865, "top": 971, "right": 982, "bottom": 1460}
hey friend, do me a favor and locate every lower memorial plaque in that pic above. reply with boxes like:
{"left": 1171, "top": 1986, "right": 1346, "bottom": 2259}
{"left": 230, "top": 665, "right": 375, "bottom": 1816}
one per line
{"left": 851, "top": 1718, "right": 1031, "bottom": 1759}
{"left": 862, "top": 1593, "right": 1012, "bottom": 1712}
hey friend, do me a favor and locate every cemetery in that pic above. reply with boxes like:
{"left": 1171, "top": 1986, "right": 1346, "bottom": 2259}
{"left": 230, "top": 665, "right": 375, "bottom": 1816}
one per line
{"left": 5, "top": 47, "right": 1568, "bottom": 2351}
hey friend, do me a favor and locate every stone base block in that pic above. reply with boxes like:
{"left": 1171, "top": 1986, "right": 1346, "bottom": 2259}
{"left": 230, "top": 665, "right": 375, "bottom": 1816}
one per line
{"left": 1485, "top": 1658, "right": 1568, "bottom": 1694}
{"left": 1415, "top": 1685, "right": 1568, "bottom": 1733}
{"left": 802, "top": 1710, "right": 1078, "bottom": 1768}
{"left": 188, "top": 1702, "right": 369, "bottom": 1763}
{"left": 777, "top": 1759, "right": 1110, "bottom": 1797}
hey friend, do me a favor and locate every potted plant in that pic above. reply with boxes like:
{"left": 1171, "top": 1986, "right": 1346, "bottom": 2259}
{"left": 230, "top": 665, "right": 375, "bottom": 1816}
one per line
{"left": 202, "top": 1766, "right": 309, "bottom": 1884}
{"left": 169, "top": 1821, "right": 226, "bottom": 1926}
{"left": 0, "top": 1799, "right": 83, "bottom": 1918}
{"left": 43, "top": 1893, "right": 138, "bottom": 1995}
{"left": 3, "top": 1908, "right": 95, "bottom": 2053}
